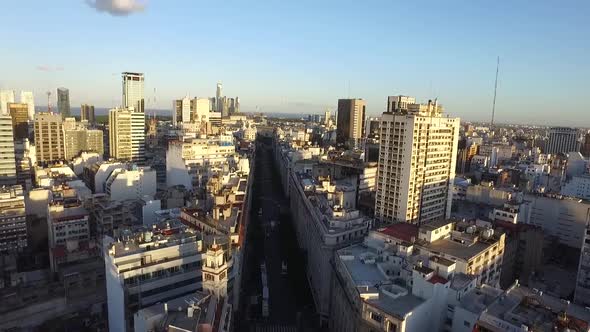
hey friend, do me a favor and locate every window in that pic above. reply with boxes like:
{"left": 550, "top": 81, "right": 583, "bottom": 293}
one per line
{"left": 464, "top": 321, "right": 471, "bottom": 327}
{"left": 370, "top": 311, "right": 383, "bottom": 323}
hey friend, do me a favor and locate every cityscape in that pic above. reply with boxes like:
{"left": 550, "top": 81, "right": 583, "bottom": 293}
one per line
{"left": 1, "top": 1, "right": 590, "bottom": 332}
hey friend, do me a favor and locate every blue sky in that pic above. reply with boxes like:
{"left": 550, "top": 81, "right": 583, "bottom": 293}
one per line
{"left": 1, "top": 0, "right": 588, "bottom": 126}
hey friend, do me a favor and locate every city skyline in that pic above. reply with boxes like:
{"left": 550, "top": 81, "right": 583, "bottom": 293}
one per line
{"left": 0, "top": 1, "right": 588, "bottom": 126}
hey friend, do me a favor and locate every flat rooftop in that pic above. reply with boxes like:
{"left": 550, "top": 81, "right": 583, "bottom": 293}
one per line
{"left": 425, "top": 237, "right": 495, "bottom": 261}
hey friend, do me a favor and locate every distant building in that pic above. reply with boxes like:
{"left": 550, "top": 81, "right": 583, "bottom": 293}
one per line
{"left": 546, "top": 127, "right": 579, "bottom": 154}
{"left": 63, "top": 118, "right": 104, "bottom": 160}
{"left": 80, "top": 104, "right": 95, "bottom": 124}
{"left": 34, "top": 112, "right": 65, "bottom": 163}
{"left": 375, "top": 98, "right": 460, "bottom": 224}
{"left": 57, "top": 87, "right": 70, "bottom": 118}
{"left": 122, "top": 72, "right": 144, "bottom": 112}
{"left": 0, "top": 185, "right": 26, "bottom": 253}
{"left": 581, "top": 132, "right": 590, "bottom": 158}
{"left": 20, "top": 91, "right": 35, "bottom": 120}
{"left": 0, "top": 115, "right": 17, "bottom": 186}
{"left": 109, "top": 107, "right": 145, "bottom": 162}
{"left": 0, "top": 90, "right": 15, "bottom": 115}
{"left": 8, "top": 102, "right": 29, "bottom": 140}
{"left": 336, "top": 98, "right": 365, "bottom": 147}
{"left": 386, "top": 95, "right": 416, "bottom": 113}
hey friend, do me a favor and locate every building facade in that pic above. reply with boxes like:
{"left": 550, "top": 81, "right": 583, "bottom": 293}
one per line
{"left": 19, "top": 91, "right": 35, "bottom": 121}
{"left": 57, "top": 87, "right": 70, "bottom": 118}
{"left": 8, "top": 102, "right": 29, "bottom": 140}
{"left": 81, "top": 104, "right": 95, "bottom": 124}
{"left": 336, "top": 98, "right": 366, "bottom": 147}
{"left": 109, "top": 107, "right": 145, "bottom": 162}
{"left": 34, "top": 112, "right": 65, "bottom": 163}
{"left": 546, "top": 127, "right": 579, "bottom": 154}
{"left": 0, "top": 185, "right": 26, "bottom": 253}
{"left": 122, "top": 72, "right": 145, "bottom": 112}
{"left": 0, "top": 115, "right": 17, "bottom": 186}
{"left": 375, "top": 98, "right": 460, "bottom": 224}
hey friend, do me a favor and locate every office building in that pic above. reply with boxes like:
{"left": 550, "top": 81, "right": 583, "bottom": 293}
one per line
{"left": 8, "top": 103, "right": 29, "bottom": 140}
{"left": 20, "top": 91, "right": 35, "bottom": 120}
{"left": 109, "top": 107, "right": 145, "bottom": 162}
{"left": 0, "top": 116, "right": 17, "bottom": 186}
{"left": 0, "top": 185, "right": 26, "bottom": 253}
{"left": 122, "top": 72, "right": 145, "bottom": 112}
{"left": 546, "top": 127, "right": 579, "bottom": 154}
{"left": 386, "top": 95, "right": 416, "bottom": 113}
{"left": 375, "top": 97, "right": 460, "bottom": 224}
{"left": 192, "top": 97, "right": 210, "bottom": 123}
{"left": 57, "top": 87, "right": 70, "bottom": 118}
{"left": 173, "top": 96, "right": 191, "bottom": 125}
{"left": 324, "top": 109, "right": 331, "bottom": 126}
{"left": 336, "top": 98, "right": 366, "bottom": 147}
{"left": 216, "top": 82, "right": 223, "bottom": 114}
{"left": 80, "top": 104, "right": 95, "bottom": 124}
{"left": 365, "top": 116, "right": 380, "bottom": 139}
{"left": 34, "top": 112, "right": 65, "bottom": 163}
{"left": 0, "top": 90, "right": 15, "bottom": 115}
{"left": 63, "top": 119, "right": 104, "bottom": 160}
{"left": 105, "top": 222, "right": 205, "bottom": 332}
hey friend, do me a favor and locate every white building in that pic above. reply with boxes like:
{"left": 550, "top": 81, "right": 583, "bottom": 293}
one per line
{"left": 193, "top": 97, "right": 210, "bottom": 124}
{"left": 105, "top": 222, "right": 206, "bottom": 332}
{"left": 122, "top": 72, "right": 144, "bottom": 112}
{"left": 0, "top": 115, "right": 16, "bottom": 186}
{"left": 109, "top": 107, "right": 146, "bottom": 162}
{"left": 0, "top": 90, "right": 15, "bottom": 115}
{"left": 562, "top": 174, "right": 590, "bottom": 200}
{"left": 19, "top": 91, "right": 35, "bottom": 120}
{"left": 166, "top": 136, "right": 237, "bottom": 189}
{"left": 105, "top": 166, "right": 157, "bottom": 202}
{"left": 71, "top": 152, "right": 103, "bottom": 176}
{"left": 375, "top": 97, "right": 460, "bottom": 224}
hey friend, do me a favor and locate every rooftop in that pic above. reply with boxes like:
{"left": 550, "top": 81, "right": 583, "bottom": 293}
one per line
{"left": 378, "top": 223, "right": 418, "bottom": 243}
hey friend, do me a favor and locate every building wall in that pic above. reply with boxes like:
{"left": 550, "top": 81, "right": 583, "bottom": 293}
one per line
{"left": 106, "top": 168, "right": 157, "bottom": 201}
{"left": 34, "top": 112, "right": 65, "bottom": 163}
{"left": 0, "top": 115, "right": 16, "bottom": 186}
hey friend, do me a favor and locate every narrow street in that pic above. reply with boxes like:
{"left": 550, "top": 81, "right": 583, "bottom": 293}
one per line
{"left": 237, "top": 137, "right": 318, "bottom": 331}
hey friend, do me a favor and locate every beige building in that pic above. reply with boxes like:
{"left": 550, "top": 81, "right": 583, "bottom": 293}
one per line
{"left": 336, "top": 98, "right": 365, "bottom": 147}
{"left": 109, "top": 107, "right": 145, "bottom": 162}
{"left": 63, "top": 118, "right": 104, "bottom": 160}
{"left": 7, "top": 102, "right": 29, "bottom": 140}
{"left": 34, "top": 112, "right": 65, "bottom": 163}
{"left": 375, "top": 97, "right": 460, "bottom": 224}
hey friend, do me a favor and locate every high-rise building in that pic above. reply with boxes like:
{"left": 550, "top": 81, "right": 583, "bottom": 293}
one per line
{"left": 57, "top": 87, "right": 70, "bottom": 118}
{"left": 19, "top": 91, "right": 35, "bottom": 120}
{"left": 109, "top": 107, "right": 145, "bottom": 162}
{"left": 191, "top": 97, "right": 210, "bottom": 123}
{"left": 63, "top": 118, "right": 104, "bottom": 160}
{"left": 0, "top": 116, "right": 17, "bottom": 186}
{"left": 0, "top": 185, "right": 26, "bottom": 253}
{"left": 34, "top": 112, "right": 65, "bottom": 163}
{"left": 386, "top": 95, "right": 416, "bottom": 113}
{"left": 81, "top": 104, "right": 95, "bottom": 124}
{"left": 575, "top": 223, "right": 590, "bottom": 307}
{"left": 8, "top": 103, "right": 29, "bottom": 140}
{"left": 375, "top": 97, "right": 460, "bottom": 224}
{"left": 216, "top": 82, "right": 223, "bottom": 113}
{"left": 546, "top": 127, "right": 579, "bottom": 154}
{"left": 122, "top": 72, "right": 145, "bottom": 112}
{"left": 365, "top": 116, "right": 380, "bottom": 139}
{"left": 324, "top": 109, "right": 331, "bottom": 126}
{"left": 581, "top": 132, "right": 590, "bottom": 158}
{"left": 235, "top": 96, "right": 240, "bottom": 113}
{"left": 0, "top": 90, "right": 15, "bottom": 115}
{"left": 336, "top": 98, "right": 366, "bottom": 147}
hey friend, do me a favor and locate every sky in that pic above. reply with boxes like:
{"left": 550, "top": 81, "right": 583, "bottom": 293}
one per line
{"left": 1, "top": 0, "right": 589, "bottom": 126}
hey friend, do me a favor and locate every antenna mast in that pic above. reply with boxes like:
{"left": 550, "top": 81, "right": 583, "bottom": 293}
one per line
{"left": 491, "top": 56, "right": 500, "bottom": 128}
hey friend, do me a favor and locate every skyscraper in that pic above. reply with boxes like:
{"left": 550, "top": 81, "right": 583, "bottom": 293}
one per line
{"left": 8, "top": 103, "right": 29, "bottom": 140}
{"left": 375, "top": 97, "right": 460, "bottom": 225}
{"left": 19, "top": 91, "right": 35, "bottom": 120}
{"left": 324, "top": 109, "right": 331, "bottom": 126}
{"left": 122, "top": 72, "right": 145, "bottom": 112}
{"left": 172, "top": 97, "right": 191, "bottom": 125}
{"left": 57, "top": 88, "right": 71, "bottom": 118}
{"left": 81, "top": 104, "right": 95, "bottom": 124}
{"left": 216, "top": 82, "right": 223, "bottom": 112}
{"left": 0, "top": 90, "right": 15, "bottom": 115}
{"left": 0, "top": 115, "right": 17, "bottom": 186}
{"left": 109, "top": 107, "right": 145, "bottom": 162}
{"left": 336, "top": 98, "right": 366, "bottom": 147}
{"left": 34, "top": 112, "right": 65, "bottom": 163}
{"left": 546, "top": 127, "right": 579, "bottom": 154}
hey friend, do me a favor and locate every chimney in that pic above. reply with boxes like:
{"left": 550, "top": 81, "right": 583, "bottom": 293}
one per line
{"left": 164, "top": 303, "right": 168, "bottom": 313}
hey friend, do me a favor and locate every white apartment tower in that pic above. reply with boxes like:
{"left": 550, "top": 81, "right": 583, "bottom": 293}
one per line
{"left": 375, "top": 97, "right": 460, "bottom": 224}
{"left": 0, "top": 116, "right": 16, "bottom": 186}
{"left": 0, "top": 90, "right": 15, "bottom": 115}
{"left": 19, "top": 91, "right": 35, "bottom": 120}
{"left": 109, "top": 107, "right": 145, "bottom": 162}
{"left": 122, "top": 72, "right": 145, "bottom": 112}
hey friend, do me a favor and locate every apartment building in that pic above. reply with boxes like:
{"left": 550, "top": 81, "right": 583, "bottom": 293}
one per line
{"left": 109, "top": 107, "right": 145, "bottom": 162}
{"left": 34, "top": 112, "right": 65, "bottom": 163}
{"left": 0, "top": 185, "right": 27, "bottom": 253}
{"left": 375, "top": 97, "right": 460, "bottom": 224}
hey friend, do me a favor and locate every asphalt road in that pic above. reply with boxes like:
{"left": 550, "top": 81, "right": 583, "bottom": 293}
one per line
{"left": 236, "top": 137, "right": 318, "bottom": 332}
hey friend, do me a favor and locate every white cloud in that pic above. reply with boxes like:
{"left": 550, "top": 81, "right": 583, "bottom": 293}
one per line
{"left": 87, "top": 0, "right": 146, "bottom": 16}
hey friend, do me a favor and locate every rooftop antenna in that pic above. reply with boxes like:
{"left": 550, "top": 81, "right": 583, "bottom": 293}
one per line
{"left": 491, "top": 56, "right": 500, "bottom": 128}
